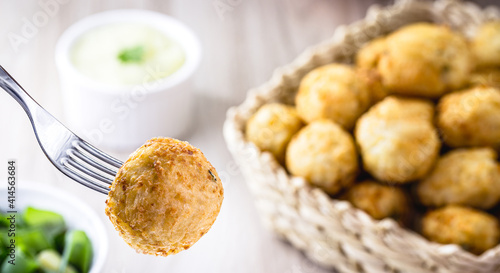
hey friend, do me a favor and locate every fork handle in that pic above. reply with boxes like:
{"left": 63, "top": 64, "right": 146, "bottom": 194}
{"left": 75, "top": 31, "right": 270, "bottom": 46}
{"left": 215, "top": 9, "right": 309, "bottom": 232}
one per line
{"left": 0, "top": 65, "right": 39, "bottom": 121}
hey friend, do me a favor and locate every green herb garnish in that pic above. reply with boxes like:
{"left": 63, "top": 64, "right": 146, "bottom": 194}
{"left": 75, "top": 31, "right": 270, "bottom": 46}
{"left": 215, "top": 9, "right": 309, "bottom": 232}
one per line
{"left": 118, "top": 45, "right": 145, "bottom": 63}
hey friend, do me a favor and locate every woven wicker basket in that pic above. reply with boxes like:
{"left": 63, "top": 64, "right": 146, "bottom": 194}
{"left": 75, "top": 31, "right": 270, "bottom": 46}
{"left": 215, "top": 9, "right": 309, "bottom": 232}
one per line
{"left": 223, "top": 0, "right": 500, "bottom": 272}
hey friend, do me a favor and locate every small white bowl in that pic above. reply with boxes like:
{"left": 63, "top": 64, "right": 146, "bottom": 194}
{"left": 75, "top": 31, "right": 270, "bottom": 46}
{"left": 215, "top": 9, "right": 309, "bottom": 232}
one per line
{"left": 0, "top": 183, "right": 107, "bottom": 273}
{"left": 55, "top": 9, "right": 202, "bottom": 151}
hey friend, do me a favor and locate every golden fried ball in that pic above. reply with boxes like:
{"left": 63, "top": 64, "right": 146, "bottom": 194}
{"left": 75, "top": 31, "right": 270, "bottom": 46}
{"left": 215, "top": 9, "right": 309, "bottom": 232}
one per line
{"left": 357, "top": 68, "right": 389, "bottom": 104}
{"left": 105, "top": 137, "right": 224, "bottom": 256}
{"left": 356, "top": 36, "right": 387, "bottom": 69}
{"left": 472, "top": 21, "right": 500, "bottom": 68}
{"left": 343, "top": 180, "right": 409, "bottom": 222}
{"left": 355, "top": 96, "right": 440, "bottom": 183}
{"left": 422, "top": 205, "right": 500, "bottom": 255}
{"left": 359, "top": 23, "right": 473, "bottom": 98}
{"left": 245, "top": 103, "right": 303, "bottom": 164}
{"left": 295, "top": 64, "right": 371, "bottom": 130}
{"left": 469, "top": 68, "right": 500, "bottom": 88}
{"left": 359, "top": 95, "right": 435, "bottom": 123}
{"left": 286, "top": 120, "right": 358, "bottom": 195}
{"left": 417, "top": 148, "right": 500, "bottom": 209}
{"left": 437, "top": 86, "right": 500, "bottom": 149}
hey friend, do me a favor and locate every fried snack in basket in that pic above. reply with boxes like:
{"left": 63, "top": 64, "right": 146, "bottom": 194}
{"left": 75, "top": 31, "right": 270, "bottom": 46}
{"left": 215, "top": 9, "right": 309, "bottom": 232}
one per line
{"left": 472, "top": 21, "right": 500, "bottom": 68}
{"left": 437, "top": 86, "right": 500, "bottom": 149}
{"left": 417, "top": 148, "right": 500, "bottom": 209}
{"left": 245, "top": 103, "right": 303, "bottom": 164}
{"left": 343, "top": 180, "right": 410, "bottom": 224}
{"left": 106, "top": 137, "right": 224, "bottom": 256}
{"left": 356, "top": 37, "right": 386, "bottom": 70}
{"left": 422, "top": 205, "right": 500, "bottom": 255}
{"left": 295, "top": 64, "right": 371, "bottom": 130}
{"left": 286, "top": 119, "right": 358, "bottom": 195}
{"left": 357, "top": 23, "right": 473, "bottom": 98}
{"left": 355, "top": 96, "right": 440, "bottom": 183}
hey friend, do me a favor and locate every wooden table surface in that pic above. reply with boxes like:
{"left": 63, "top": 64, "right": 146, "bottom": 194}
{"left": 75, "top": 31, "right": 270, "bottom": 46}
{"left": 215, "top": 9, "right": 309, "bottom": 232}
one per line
{"left": 0, "top": 0, "right": 498, "bottom": 272}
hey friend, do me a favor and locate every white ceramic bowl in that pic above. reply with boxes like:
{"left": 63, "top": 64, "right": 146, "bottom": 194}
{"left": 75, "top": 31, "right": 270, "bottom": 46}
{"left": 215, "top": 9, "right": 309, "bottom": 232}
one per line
{"left": 0, "top": 182, "right": 108, "bottom": 273}
{"left": 55, "top": 9, "right": 202, "bottom": 151}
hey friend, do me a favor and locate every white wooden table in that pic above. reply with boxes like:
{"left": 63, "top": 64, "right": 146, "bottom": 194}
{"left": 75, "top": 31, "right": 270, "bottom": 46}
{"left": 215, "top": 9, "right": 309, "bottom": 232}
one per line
{"left": 0, "top": 1, "right": 497, "bottom": 272}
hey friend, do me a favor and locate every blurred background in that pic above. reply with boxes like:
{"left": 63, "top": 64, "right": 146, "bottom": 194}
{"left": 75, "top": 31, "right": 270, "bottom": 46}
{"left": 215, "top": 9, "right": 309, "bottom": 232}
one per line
{"left": 0, "top": 0, "right": 498, "bottom": 272}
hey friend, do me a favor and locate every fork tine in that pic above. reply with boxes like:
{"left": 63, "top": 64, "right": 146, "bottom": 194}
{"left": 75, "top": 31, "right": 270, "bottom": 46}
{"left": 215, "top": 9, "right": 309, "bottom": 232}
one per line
{"left": 60, "top": 158, "right": 111, "bottom": 194}
{"left": 59, "top": 139, "right": 123, "bottom": 195}
{"left": 63, "top": 156, "right": 114, "bottom": 184}
{"left": 76, "top": 140, "right": 123, "bottom": 168}
{"left": 67, "top": 148, "right": 118, "bottom": 177}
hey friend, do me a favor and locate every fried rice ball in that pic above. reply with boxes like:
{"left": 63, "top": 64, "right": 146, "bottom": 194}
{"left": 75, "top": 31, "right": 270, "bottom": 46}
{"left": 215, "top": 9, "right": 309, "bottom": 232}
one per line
{"left": 359, "top": 95, "right": 435, "bottom": 123}
{"left": 472, "top": 21, "right": 500, "bottom": 68}
{"left": 417, "top": 148, "right": 500, "bottom": 209}
{"left": 357, "top": 68, "right": 389, "bottom": 104}
{"left": 343, "top": 180, "right": 410, "bottom": 223}
{"left": 422, "top": 205, "right": 500, "bottom": 255}
{"left": 355, "top": 96, "right": 440, "bottom": 183}
{"left": 286, "top": 120, "right": 358, "bottom": 195}
{"left": 357, "top": 23, "right": 473, "bottom": 98}
{"left": 105, "top": 137, "right": 224, "bottom": 256}
{"left": 295, "top": 64, "right": 371, "bottom": 130}
{"left": 437, "top": 86, "right": 500, "bottom": 149}
{"left": 245, "top": 103, "right": 303, "bottom": 164}
{"left": 356, "top": 36, "right": 387, "bottom": 69}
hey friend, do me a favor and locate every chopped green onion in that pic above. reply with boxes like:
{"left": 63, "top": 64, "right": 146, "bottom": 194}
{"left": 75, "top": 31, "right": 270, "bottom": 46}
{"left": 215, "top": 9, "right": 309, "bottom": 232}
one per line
{"left": 118, "top": 45, "right": 145, "bottom": 63}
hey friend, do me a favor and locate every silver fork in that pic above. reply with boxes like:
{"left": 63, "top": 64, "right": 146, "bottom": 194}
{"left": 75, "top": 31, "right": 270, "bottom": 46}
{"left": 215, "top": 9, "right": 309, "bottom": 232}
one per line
{"left": 0, "top": 65, "right": 122, "bottom": 194}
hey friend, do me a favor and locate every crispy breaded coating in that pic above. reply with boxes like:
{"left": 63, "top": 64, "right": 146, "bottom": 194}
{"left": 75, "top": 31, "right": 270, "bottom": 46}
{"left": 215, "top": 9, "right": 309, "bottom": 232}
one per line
{"left": 245, "top": 103, "right": 303, "bottom": 164}
{"left": 358, "top": 23, "right": 473, "bottom": 98}
{"left": 472, "top": 21, "right": 500, "bottom": 68}
{"left": 355, "top": 96, "right": 440, "bottom": 183}
{"left": 437, "top": 86, "right": 500, "bottom": 149}
{"left": 286, "top": 120, "right": 358, "bottom": 195}
{"left": 417, "top": 148, "right": 500, "bottom": 209}
{"left": 357, "top": 68, "right": 389, "bottom": 104}
{"left": 295, "top": 64, "right": 371, "bottom": 130}
{"left": 360, "top": 95, "right": 435, "bottom": 123}
{"left": 422, "top": 205, "right": 500, "bottom": 255}
{"left": 356, "top": 36, "right": 387, "bottom": 69}
{"left": 105, "top": 137, "right": 224, "bottom": 256}
{"left": 343, "top": 180, "right": 409, "bottom": 222}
